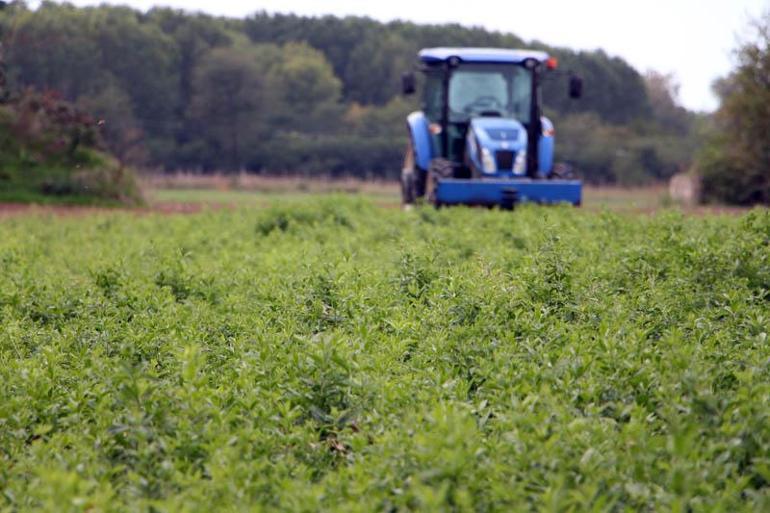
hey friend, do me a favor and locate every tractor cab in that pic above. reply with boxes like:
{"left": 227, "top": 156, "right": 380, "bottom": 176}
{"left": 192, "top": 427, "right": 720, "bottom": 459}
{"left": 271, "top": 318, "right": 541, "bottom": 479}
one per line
{"left": 401, "top": 48, "right": 583, "bottom": 208}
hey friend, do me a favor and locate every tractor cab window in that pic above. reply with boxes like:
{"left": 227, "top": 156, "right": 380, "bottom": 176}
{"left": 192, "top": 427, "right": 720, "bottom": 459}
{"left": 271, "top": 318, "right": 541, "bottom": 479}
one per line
{"left": 422, "top": 72, "right": 444, "bottom": 121}
{"left": 449, "top": 64, "right": 532, "bottom": 124}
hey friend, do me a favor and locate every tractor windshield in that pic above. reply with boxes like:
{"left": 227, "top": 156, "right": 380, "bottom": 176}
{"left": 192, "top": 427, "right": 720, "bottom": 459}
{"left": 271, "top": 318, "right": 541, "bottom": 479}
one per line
{"left": 422, "top": 64, "right": 534, "bottom": 125}
{"left": 449, "top": 64, "right": 532, "bottom": 123}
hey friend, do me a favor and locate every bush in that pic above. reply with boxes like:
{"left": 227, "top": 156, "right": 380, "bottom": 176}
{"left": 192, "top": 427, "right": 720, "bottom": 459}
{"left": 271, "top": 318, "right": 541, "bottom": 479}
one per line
{"left": 555, "top": 113, "right": 687, "bottom": 185}
{"left": 0, "top": 90, "right": 143, "bottom": 205}
{"left": 697, "top": 13, "right": 770, "bottom": 205}
{"left": 256, "top": 134, "right": 403, "bottom": 178}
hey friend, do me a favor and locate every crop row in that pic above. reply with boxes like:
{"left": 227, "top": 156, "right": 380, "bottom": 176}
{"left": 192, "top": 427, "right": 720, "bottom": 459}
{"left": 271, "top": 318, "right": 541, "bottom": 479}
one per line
{"left": 1, "top": 199, "right": 769, "bottom": 511}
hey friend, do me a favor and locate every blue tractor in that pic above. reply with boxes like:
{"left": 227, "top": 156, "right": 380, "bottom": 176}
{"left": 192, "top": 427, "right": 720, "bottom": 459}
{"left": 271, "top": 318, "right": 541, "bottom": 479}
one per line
{"left": 401, "top": 48, "right": 583, "bottom": 208}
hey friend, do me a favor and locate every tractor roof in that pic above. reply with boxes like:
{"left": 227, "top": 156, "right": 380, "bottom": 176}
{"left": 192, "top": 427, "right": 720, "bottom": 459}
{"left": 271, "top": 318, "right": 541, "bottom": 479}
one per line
{"left": 419, "top": 47, "right": 549, "bottom": 65}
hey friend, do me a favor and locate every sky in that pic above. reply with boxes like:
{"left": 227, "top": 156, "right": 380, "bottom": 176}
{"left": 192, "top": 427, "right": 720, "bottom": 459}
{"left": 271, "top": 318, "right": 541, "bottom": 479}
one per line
{"left": 43, "top": 0, "right": 769, "bottom": 112}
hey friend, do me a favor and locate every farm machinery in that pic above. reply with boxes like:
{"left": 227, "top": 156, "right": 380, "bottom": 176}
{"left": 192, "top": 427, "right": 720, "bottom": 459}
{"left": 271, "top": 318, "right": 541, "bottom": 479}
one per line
{"left": 401, "top": 48, "right": 583, "bottom": 208}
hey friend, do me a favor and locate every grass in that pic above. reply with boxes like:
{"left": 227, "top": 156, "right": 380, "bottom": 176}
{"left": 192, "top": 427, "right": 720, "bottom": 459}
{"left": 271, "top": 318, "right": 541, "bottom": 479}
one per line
{"left": 582, "top": 185, "right": 669, "bottom": 211}
{"left": 1, "top": 197, "right": 769, "bottom": 511}
{"left": 0, "top": 189, "right": 127, "bottom": 207}
{"left": 141, "top": 174, "right": 399, "bottom": 206}
{"left": 146, "top": 188, "right": 332, "bottom": 208}
{"left": 147, "top": 183, "right": 666, "bottom": 213}
{"left": 143, "top": 176, "right": 672, "bottom": 213}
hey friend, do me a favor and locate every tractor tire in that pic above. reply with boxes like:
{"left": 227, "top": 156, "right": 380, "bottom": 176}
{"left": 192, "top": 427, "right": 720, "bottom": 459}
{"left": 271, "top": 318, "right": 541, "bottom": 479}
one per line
{"left": 466, "top": 156, "right": 483, "bottom": 180}
{"left": 401, "top": 139, "right": 426, "bottom": 207}
{"left": 401, "top": 172, "right": 416, "bottom": 205}
{"left": 427, "top": 158, "right": 455, "bottom": 207}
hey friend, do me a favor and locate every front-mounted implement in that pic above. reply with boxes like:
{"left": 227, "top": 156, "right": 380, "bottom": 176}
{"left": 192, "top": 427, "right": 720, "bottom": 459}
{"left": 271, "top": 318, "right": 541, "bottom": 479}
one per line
{"left": 401, "top": 48, "right": 583, "bottom": 208}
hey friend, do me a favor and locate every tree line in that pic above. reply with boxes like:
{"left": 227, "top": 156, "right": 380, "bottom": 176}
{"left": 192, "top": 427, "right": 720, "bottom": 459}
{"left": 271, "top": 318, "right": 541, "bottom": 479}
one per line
{"left": 0, "top": 1, "right": 698, "bottom": 183}
{"left": 697, "top": 12, "right": 769, "bottom": 204}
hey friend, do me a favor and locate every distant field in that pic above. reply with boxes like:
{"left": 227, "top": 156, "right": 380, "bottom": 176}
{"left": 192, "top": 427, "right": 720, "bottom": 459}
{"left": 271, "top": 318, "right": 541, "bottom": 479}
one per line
{"left": 582, "top": 185, "right": 669, "bottom": 211}
{"left": 143, "top": 175, "right": 672, "bottom": 212}
{"left": 0, "top": 171, "right": 705, "bottom": 214}
{"left": 1, "top": 196, "right": 769, "bottom": 511}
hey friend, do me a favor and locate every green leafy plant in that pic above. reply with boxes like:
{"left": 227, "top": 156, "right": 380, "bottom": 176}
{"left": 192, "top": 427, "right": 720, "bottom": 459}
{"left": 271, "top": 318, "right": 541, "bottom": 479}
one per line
{"left": 1, "top": 198, "right": 769, "bottom": 511}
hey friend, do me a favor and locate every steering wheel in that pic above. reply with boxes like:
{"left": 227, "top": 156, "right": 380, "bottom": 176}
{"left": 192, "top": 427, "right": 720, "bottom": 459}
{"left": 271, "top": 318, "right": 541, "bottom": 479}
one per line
{"left": 463, "top": 95, "right": 504, "bottom": 113}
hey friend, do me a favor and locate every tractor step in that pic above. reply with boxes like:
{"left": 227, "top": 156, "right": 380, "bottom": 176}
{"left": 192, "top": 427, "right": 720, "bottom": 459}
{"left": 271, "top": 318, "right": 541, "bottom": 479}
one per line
{"left": 435, "top": 178, "right": 582, "bottom": 207}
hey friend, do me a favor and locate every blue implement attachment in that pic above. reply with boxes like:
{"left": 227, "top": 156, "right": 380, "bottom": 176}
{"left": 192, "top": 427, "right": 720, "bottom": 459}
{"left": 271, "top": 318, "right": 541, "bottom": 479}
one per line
{"left": 435, "top": 178, "right": 582, "bottom": 207}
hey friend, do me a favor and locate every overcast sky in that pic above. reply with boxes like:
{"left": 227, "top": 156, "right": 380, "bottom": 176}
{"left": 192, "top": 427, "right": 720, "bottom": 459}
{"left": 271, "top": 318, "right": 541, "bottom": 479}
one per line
{"left": 45, "top": 0, "right": 768, "bottom": 112}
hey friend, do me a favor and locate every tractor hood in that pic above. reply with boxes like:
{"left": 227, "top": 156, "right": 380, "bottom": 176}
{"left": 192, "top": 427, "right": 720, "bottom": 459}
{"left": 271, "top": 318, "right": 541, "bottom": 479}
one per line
{"left": 470, "top": 118, "right": 527, "bottom": 150}
{"left": 466, "top": 117, "right": 528, "bottom": 176}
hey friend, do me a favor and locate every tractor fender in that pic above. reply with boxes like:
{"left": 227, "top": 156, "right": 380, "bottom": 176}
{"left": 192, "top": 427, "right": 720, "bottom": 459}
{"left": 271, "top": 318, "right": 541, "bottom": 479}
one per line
{"left": 539, "top": 116, "right": 555, "bottom": 175}
{"left": 406, "top": 112, "right": 434, "bottom": 171}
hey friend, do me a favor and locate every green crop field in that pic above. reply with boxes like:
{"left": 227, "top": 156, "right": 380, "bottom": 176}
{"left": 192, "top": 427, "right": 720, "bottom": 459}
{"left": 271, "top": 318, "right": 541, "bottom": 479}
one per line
{"left": 1, "top": 197, "right": 769, "bottom": 512}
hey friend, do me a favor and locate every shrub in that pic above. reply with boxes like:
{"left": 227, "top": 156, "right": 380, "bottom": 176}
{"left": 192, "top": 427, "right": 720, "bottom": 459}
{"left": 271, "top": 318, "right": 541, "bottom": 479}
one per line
{"left": 0, "top": 89, "right": 143, "bottom": 205}
{"left": 697, "top": 13, "right": 770, "bottom": 205}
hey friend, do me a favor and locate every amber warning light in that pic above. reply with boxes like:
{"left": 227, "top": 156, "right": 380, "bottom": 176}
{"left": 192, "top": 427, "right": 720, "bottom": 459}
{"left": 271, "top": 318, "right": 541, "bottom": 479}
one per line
{"left": 546, "top": 57, "right": 558, "bottom": 70}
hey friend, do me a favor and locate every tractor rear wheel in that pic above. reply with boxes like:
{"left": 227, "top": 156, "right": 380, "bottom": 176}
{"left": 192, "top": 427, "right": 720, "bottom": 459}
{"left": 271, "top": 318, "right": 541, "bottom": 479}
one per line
{"left": 401, "top": 140, "right": 425, "bottom": 207}
{"left": 401, "top": 171, "right": 416, "bottom": 206}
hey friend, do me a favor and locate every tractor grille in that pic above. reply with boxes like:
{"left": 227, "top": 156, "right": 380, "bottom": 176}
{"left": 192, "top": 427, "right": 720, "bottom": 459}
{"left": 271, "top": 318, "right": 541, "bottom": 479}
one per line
{"left": 495, "top": 150, "right": 514, "bottom": 170}
{"left": 485, "top": 128, "right": 519, "bottom": 141}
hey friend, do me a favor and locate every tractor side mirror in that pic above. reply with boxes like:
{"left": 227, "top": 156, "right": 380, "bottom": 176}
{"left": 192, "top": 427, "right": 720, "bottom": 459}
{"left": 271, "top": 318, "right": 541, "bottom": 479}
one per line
{"left": 569, "top": 75, "right": 583, "bottom": 99}
{"left": 402, "top": 72, "right": 416, "bottom": 95}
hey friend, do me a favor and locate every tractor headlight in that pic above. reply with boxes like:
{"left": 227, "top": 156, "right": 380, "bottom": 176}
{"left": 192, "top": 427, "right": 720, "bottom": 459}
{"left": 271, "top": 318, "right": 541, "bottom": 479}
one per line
{"left": 481, "top": 148, "right": 496, "bottom": 173}
{"left": 513, "top": 151, "right": 526, "bottom": 174}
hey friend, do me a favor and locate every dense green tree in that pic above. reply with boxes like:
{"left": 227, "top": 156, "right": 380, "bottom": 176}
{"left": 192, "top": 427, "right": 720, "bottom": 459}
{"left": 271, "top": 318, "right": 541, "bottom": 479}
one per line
{"left": 699, "top": 12, "right": 770, "bottom": 204}
{"left": 343, "top": 96, "right": 416, "bottom": 137}
{"left": 189, "top": 46, "right": 274, "bottom": 170}
{"left": 243, "top": 12, "right": 379, "bottom": 96}
{"left": 0, "top": 3, "right": 698, "bottom": 181}
{"left": 644, "top": 70, "right": 692, "bottom": 135}
{"left": 89, "top": 7, "right": 180, "bottom": 162}
{"left": 541, "top": 49, "right": 651, "bottom": 124}
{"left": 5, "top": 3, "right": 104, "bottom": 99}
{"left": 3, "top": 3, "right": 180, "bottom": 163}
{"left": 78, "top": 84, "right": 146, "bottom": 165}
{"left": 269, "top": 42, "right": 343, "bottom": 130}
{"left": 147, "top": 8, "right": 232, "bottom": 148}
{"left": 344, "top": 33, "right": 412, "bottom": 105}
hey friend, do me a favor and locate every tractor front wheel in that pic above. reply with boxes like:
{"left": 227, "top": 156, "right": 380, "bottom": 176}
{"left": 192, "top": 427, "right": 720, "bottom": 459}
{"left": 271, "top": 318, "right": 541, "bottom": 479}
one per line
{"left": 427, "top": 158, "right": 454, "bottom": 207}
